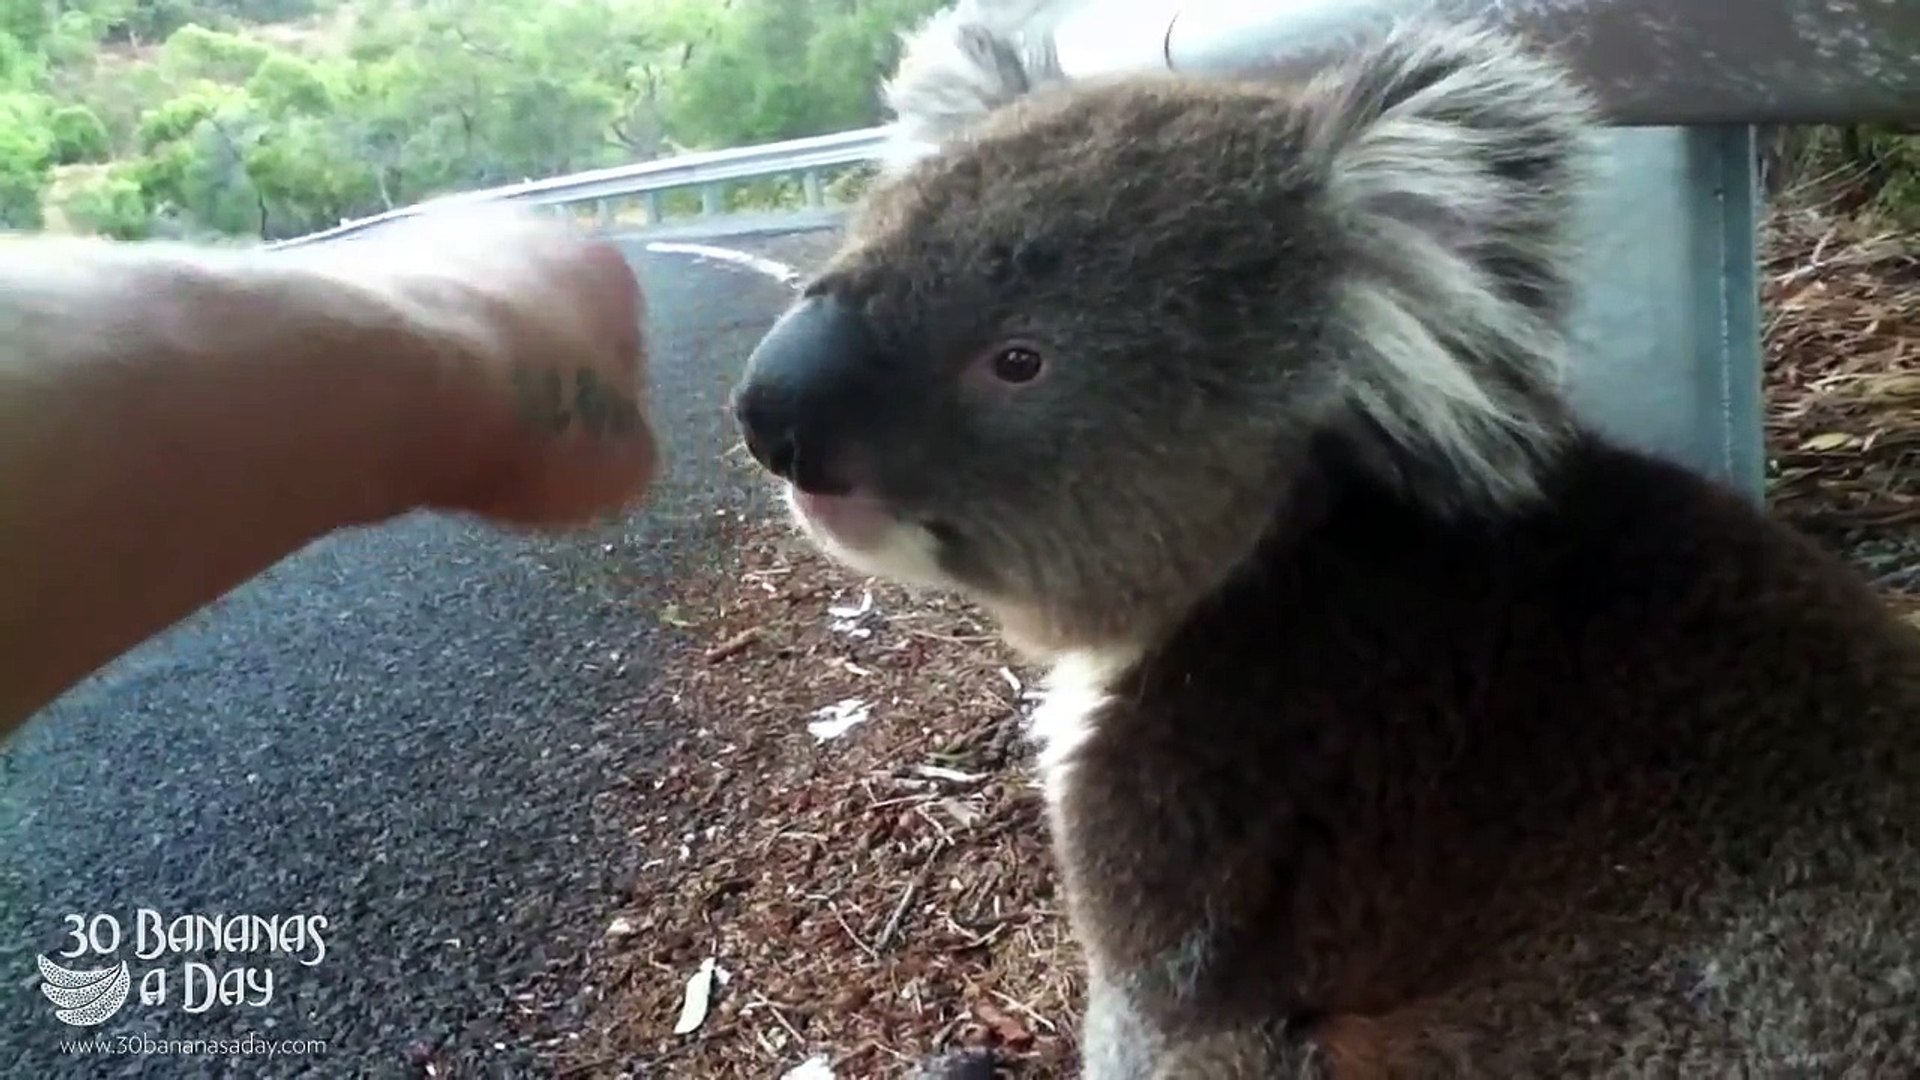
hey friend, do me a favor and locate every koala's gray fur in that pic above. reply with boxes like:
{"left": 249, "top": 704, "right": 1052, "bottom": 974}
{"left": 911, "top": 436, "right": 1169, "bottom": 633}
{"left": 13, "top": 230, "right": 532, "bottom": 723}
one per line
{"left": 734, "top": 7, "right": 1920, "bottom": 1078}
{"left": 876, "top": 0, "right": 1074, "bottom": 171}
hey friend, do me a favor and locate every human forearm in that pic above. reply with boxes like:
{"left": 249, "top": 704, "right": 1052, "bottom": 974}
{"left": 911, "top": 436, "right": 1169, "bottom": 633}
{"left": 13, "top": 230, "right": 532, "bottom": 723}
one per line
{"left": 0, "top": 238, "right": 487, "bottom": 732}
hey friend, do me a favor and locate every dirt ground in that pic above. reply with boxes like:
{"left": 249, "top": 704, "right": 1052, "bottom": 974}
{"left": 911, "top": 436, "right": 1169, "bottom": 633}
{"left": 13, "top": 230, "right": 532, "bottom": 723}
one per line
{"left": 544, "top": 203, "right": 1918, "bottom": 1080}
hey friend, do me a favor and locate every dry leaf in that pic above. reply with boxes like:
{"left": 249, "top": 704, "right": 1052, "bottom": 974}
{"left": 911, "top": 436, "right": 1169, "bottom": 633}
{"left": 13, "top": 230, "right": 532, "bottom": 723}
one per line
{"left": 1858, "top": 373, "right": 1920, "bottom": 399}
{"left": 827, "top": 589, "right": 874, "bottom": 620}
{"left": 807, "top": 698, "right": 871, "bottom": 741}
{"left": 672, "top": 957, "right": 719, "bottom": 1035}
{"left": 1800, "top": 432, "right": 1858, "bottom": 452}
{"left": 781, "top": 1055, "right": 836, "bottom": 1080}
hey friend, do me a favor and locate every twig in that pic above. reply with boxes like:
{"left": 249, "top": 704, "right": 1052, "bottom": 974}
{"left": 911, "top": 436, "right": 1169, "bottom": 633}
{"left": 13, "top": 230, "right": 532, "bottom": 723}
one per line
{"left": 705, "top": 627, "right": 762, "bottom": 662}
{"left": 742, "top": 994, "right": 808, "bottom": 1045}
{"left": 873, "top": 877, "right": 920, "bottom": 954}
{"left": 988, "top": 989, "right": 1060, "bottom": 1033}
{"left": 831, "top": 902, "right": 879, "bottom": 962}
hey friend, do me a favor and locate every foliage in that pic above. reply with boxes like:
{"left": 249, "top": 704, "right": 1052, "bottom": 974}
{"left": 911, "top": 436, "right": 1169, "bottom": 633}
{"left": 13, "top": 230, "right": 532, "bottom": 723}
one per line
{"left": 59, "top": 165, "right": 152, "bottom": 239}
{"left": 664, "top": 0, "right": 943, "bottom": 148}
{"left": 0, "top": 0, "right": 51, "bottom": 50}
{"left": 0, "top": 29, "right": 41, "bottom": 91}
{"left": 1764, "top": 124, "right": 1920, "bottom": 228}
{"left": 5, "top": 0, "right": 933, "bottom": 239}
{"left": 1848, "top": 126, "right": 1920, "bottom": 228}
{"left": 0, "top": 91, "right": 51, "bottom": 226}
{"left": 48, "top": 104, "right": 110, "bottom": 164}
{"left": 246, "top": 53, "right": 330, "bottom": 116}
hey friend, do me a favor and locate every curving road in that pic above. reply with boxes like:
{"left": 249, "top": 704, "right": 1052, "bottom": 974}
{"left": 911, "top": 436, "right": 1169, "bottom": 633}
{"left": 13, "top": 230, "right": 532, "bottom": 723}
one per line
{"left": 0, "top": 222, "right": 836, "bottom": 1077}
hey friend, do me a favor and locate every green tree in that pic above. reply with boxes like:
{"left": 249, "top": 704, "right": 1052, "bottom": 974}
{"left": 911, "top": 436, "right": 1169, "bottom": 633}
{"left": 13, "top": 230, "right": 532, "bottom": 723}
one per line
{"left": 48, "top": 104, "right": 110, "bottom": 164}
{"left": 61, "top": 165, "right": 153, "bottom": 239}
{"left": 40, "top": 10, "right": 113, "bottom": 68}
{"left": 127, "top": 82, "right": 262, "bottom": 235}
{"left": 160, "top": 24, "right": 271, "bottom": 84}
{"left": 108, "top": 0, "right": 201, "bottom": 48}
{"left": 665, "top": 0, "right": 945, "bottom": 148}
{"left": 246, "top": 53, "right": 332, "bottom": 117}
{"left": 0, "top": 92, "right": 52, "bottom": 227}
{"left": 0, "top": 29, "right": 41, "bottom": 91}
{"left": 0, "top": 0, "right": 51, "bottom": 51}
{"left": 238, "top": 110, "right": 379, "bottom": 237}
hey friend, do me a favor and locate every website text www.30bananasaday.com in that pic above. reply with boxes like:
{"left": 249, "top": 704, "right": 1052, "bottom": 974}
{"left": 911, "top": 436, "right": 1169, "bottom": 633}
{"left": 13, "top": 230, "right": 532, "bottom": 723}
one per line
{"left": 59, "top": 1034, "right": 328, "bottom": 1059}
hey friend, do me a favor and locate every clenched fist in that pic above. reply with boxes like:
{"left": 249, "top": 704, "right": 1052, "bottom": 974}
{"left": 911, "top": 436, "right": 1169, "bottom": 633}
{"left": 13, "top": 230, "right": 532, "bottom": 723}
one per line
{"left": 0, "top": 209, "right": 664, "bottom": 730}
{"left": 290, "top": 206, "right": 662, "bottom": 529}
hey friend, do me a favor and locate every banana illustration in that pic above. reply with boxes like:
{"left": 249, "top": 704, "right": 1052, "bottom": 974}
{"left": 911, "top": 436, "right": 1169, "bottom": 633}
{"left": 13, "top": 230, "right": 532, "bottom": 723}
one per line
{"left": 37, "top": 954, "right": 131, "bottom": 1026}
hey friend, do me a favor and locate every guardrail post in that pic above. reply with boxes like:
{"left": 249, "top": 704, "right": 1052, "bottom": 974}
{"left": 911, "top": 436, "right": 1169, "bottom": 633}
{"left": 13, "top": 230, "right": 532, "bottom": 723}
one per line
{"left": 700, "top": 183, "right": 724, "bottom": 216}
{"left": 644, "top": 191, "right": 664, "bottom": 224}
{"left": 1558, "top": 125, "right": 1766, "bottom": 500}
{"left": 596, "top": 198, "right": 616, "bottom": 228}
{"left": 803, "top": 169, "right": 825, "bottom": 208}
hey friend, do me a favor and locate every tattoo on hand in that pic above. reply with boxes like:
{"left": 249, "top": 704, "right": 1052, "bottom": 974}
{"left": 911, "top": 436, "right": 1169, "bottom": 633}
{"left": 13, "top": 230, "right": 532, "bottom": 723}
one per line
{"left": 511, "top": 366, "right": 642, "bottom": 439}
{"left": 573, "top": 369, "right": 641, "bottom": 437}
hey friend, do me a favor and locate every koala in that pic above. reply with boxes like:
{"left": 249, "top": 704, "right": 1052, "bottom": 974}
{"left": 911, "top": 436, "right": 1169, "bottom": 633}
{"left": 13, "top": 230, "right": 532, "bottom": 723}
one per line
{"left": 729, "top": 6, "right": 1920, "bottom": 1077}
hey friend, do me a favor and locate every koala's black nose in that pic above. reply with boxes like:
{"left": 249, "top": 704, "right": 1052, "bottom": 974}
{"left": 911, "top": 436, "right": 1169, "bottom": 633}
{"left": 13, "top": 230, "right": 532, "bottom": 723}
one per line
{"left": 731, "top": 293, "right": 884, "bottom": 495}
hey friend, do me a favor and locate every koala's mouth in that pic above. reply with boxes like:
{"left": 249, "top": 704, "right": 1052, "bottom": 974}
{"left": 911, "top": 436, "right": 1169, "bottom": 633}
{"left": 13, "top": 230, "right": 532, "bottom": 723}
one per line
{"left": 789, "top": 487, "right": 959, "bottom": 549}
{"left": 784, "top": 484, "right": 964, "bottom": 590}
{"left": 790, "top": 488, "right": 894, "bottom": 547}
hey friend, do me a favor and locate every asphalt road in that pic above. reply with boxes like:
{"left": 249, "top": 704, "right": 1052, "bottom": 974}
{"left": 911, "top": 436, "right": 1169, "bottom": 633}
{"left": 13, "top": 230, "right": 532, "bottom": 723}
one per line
{"left": 0, "top": 224, "right": 832, "bottom": 1077}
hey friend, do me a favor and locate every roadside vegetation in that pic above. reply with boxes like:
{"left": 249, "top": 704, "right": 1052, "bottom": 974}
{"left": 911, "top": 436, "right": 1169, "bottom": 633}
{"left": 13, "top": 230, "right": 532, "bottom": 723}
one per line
{"left": 0, "top": 0, "right": 941, "bottom": 241}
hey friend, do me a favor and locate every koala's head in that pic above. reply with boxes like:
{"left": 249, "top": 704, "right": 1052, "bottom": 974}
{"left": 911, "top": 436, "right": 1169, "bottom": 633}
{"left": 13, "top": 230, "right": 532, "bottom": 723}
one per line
{"left": 730, "top": 17, "right": 1601, "bottom": 657}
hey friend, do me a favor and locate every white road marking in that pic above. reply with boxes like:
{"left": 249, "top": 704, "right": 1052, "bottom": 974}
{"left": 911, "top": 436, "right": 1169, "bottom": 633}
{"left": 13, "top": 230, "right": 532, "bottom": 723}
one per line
{"left": 644, "top": 241, "right": 802, "bottom": 288}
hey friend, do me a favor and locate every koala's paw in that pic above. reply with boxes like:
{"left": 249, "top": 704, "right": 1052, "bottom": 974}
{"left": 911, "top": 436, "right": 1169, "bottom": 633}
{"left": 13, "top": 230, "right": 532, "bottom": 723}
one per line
{"left": 909, "top": 1046, "right": 1001, "bottom": 1080}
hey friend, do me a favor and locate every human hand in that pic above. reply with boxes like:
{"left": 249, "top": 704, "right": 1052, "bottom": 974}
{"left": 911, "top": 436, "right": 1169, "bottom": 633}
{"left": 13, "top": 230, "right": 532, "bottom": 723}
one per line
{"left": 295, "top": 207, "right": 661, "bottom": 529}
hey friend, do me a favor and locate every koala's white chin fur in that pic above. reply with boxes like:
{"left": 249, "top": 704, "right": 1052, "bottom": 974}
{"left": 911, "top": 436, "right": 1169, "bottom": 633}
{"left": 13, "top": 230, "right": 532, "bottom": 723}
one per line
{"left": 782, "top": 484, "right": 957, "bottom": 592}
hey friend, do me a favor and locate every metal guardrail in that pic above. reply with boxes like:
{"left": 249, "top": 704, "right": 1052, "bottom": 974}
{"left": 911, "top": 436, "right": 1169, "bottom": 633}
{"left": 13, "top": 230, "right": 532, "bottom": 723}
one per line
{"left": 1053, "top": 0, "right": 1920, "bottom": 127}
{"left": 268, "top": 125, "right": 893, "bottom": 249}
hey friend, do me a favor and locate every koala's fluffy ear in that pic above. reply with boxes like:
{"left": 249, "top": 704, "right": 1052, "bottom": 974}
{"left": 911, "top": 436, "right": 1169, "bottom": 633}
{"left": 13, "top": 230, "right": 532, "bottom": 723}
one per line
{"left": 1304, "top": 21, "right": 1600, "bottom": 323}
{"left": 1297, "top": 22, "right": 1606, "bottom": 514}
{"left": 877, "top": 0, "right": 1072, "bottom": 171}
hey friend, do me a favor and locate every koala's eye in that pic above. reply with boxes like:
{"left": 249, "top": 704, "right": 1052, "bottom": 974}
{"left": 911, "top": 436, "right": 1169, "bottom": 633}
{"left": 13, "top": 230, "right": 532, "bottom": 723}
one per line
{"left": 990, "top": 346, "right": 1044, "bottom": 384}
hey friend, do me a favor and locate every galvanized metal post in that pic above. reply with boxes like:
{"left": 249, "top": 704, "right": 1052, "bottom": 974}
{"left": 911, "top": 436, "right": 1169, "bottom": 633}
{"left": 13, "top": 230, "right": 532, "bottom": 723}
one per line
{"left": 1556, "top": 125, "right": 1767, "bottom": 497}
{"left": 644, "top": 191, "right": 664, "bottom": 224}
{"left": 803, "top": 169, "right": 825, "bottom": 208}
{"left": 701, "top": 183, "right": 724, "bottom": 216}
